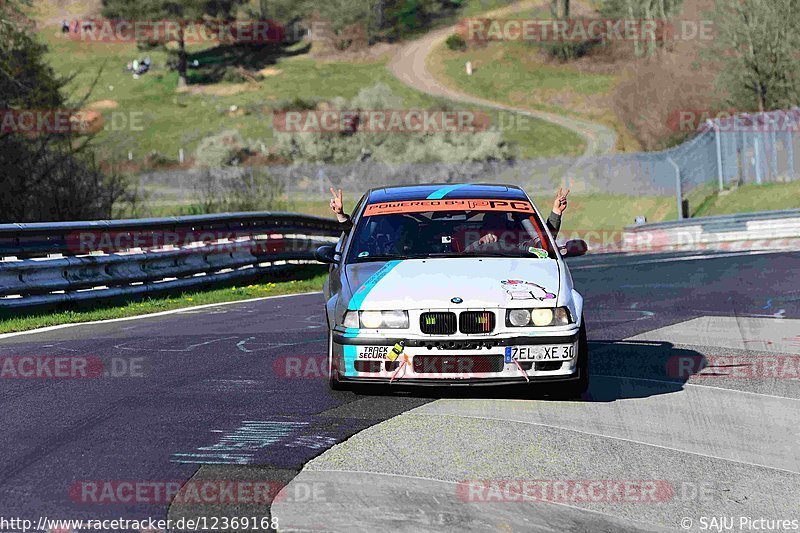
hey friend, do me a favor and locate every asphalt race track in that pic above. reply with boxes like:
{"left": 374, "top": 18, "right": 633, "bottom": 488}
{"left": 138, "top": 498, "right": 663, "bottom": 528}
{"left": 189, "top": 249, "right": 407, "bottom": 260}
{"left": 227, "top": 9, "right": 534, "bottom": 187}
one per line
{"left": 1, "top": 250, "right": 798, "bottom": 532}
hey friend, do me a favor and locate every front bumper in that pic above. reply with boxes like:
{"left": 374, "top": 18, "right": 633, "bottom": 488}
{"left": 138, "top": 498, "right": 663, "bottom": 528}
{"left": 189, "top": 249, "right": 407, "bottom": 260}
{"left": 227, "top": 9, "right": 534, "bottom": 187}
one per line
{"left": 331, "top": 327, "right": 581, "bottom": 384}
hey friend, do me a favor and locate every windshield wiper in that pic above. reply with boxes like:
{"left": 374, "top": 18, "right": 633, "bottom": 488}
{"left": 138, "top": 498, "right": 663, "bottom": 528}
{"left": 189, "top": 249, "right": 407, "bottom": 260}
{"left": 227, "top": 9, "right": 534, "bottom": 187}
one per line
{"left": 464, "top": 250, "right": 549, "bottom": 258}
{"left": 351, "top": 254, "right": 407, "bottom": 262}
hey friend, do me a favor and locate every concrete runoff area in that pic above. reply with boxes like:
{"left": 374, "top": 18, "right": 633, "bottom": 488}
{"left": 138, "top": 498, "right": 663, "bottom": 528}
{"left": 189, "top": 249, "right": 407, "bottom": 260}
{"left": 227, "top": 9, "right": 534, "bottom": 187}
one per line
{"left": 273, "top": 314, "right": 800, "bottom": 531}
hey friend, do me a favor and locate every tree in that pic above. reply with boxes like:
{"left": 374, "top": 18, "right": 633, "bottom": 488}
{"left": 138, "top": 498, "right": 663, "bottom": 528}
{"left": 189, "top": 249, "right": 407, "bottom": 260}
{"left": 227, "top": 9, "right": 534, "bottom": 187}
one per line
{"left": 0, "top": 0, "right": 133, "bottom": 222}
{"left": 600, "top": 0, "right": 684, "bottom": 56}
{"left": 101, "top": 0, "right": 246, "bottom": 87}
{"left": 551, "top": 0, "right": 570, "bottom": 19}
{"left": 709, "top": 0, "right": 800, "bottom": 112}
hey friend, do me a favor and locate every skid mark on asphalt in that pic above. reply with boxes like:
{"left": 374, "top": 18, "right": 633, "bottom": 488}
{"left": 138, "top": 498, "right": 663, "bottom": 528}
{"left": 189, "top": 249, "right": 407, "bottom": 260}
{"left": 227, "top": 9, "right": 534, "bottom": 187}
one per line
{"left": 113, "top": 335, "right": 239, "bottom": 352}
{"left": 236, "top": 336, "right": 325, "bottom": 353}
{"left": 588, "top": 308, "right": 655, "bottom": 323}
{"left": 196, "top": 379, "right": 264, "bottom": 393}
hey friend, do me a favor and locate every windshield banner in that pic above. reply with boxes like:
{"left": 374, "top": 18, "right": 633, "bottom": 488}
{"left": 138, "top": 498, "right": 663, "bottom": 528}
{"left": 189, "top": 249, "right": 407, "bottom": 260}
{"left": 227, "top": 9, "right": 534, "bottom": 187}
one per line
{"left": 363, "top": 199, "right": 534, "bottom": 216}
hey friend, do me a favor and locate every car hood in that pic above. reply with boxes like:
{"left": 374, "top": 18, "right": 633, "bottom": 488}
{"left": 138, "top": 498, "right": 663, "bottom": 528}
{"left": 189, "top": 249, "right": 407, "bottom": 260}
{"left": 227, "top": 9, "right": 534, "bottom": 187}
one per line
{"left": 344, "top": 258, "right": 560, "bottom": 310}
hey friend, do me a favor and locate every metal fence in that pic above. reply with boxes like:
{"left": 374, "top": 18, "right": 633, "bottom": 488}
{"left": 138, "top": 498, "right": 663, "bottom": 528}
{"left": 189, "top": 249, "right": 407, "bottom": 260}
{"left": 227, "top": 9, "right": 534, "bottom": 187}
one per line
{"left": 139, "top": 108, "right": 800, "bottom": 219}
{"left": 0, "top": 212, "right": 340, "bottom": 309}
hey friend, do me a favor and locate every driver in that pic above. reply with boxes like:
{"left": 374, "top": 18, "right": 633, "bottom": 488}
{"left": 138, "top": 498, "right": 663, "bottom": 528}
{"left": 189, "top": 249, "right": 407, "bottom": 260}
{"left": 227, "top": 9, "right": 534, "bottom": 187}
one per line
{"left": 463, "top": 187, "right": 569, "bottom": 252}
{"left": 351, "top": 214, "right": 418, "bottom": 257}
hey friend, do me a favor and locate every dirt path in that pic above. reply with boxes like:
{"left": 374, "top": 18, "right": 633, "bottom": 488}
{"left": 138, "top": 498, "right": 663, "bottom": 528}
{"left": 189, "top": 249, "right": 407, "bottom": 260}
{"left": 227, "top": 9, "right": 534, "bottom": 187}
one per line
{"left": 388, "top": 1, "right": 617, "bottom": 159}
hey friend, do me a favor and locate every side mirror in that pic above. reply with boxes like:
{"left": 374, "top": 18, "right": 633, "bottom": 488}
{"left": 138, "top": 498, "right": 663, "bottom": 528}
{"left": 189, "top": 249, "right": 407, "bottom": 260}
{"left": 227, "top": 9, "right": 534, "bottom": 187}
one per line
{"left": 561, "top": 239, "right": 588, "bottom": 258}
{"left": 314, "top": 245, "right": 340, "bottom": 264}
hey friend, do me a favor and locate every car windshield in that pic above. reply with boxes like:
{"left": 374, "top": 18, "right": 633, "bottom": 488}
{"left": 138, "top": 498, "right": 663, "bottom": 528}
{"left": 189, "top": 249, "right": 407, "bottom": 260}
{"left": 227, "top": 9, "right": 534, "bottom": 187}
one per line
{"left": 346, "top": 198, "right": 555, "bottom": 262}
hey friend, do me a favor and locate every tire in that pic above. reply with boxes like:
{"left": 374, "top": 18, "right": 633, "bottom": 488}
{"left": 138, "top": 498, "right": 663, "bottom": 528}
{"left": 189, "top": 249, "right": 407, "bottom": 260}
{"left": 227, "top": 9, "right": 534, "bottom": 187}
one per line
{"left": 328, "top": 330, "right": 348, "bottom": 391}
{"left": 552, "top": 319, "right": 589, "bottom": 399}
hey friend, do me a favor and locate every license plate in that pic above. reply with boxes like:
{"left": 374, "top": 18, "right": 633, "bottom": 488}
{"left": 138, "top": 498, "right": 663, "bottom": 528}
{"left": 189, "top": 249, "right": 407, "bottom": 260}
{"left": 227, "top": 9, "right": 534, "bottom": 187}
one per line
{"left": 356, "top": 346, "right": 390, "bottom": 360}
{"left": 506, "top": 345, "right": 574, "bottom": 361}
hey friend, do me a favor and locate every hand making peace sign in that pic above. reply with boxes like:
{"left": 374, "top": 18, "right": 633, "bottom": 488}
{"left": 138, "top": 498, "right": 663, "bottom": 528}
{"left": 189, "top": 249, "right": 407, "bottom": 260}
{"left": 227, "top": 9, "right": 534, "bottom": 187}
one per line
{"left": 552, "top": 187, "right": 570, "bottom": 216}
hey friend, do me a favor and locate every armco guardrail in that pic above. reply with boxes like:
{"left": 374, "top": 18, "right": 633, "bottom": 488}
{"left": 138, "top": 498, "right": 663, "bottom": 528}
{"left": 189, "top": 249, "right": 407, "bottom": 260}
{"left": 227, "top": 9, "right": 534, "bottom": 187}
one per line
{"left": 621, "top": 209, "right": 800, "bottom": 253}
{"left": 0, "top": 212, "right": 342, "bottom": 309}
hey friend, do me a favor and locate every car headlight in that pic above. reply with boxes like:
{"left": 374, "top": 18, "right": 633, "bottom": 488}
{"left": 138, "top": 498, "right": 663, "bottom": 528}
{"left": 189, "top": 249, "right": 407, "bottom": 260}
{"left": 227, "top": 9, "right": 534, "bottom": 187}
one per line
{"left": 506, "top": 307, "right": 572, "bottom": 327}
{"left": 343, "top": 310, "right": 359, "bottom": 328}
{"left": 343, "top": 310, "right": 409, "bottom": 329}
{"left": 531, "top": 308, "right": 554, "bottom": 326}
{"left": 508, "top": 309, "right": 531, "bottom": 327}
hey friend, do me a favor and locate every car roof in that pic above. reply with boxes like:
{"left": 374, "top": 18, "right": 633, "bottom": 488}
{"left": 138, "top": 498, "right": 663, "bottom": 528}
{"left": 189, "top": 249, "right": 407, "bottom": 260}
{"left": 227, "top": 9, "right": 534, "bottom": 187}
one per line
{"left": 366, "top": 183, "right": 527, "bottom": 203}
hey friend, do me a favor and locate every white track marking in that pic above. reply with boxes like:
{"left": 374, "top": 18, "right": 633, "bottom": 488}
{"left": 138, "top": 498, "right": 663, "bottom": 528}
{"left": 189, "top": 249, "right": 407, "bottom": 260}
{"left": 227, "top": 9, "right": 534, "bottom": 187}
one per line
{"left": 236, "top": 337, "right": 256, "bottom": 353}
{"left": 593, "top": 374, "right": 800, "bottom": 402}
{"left": 570, "top": 249, "right": 787, "bottom": 270}
{"left": 113, "top": 336, "right": 240, "bottom": 352}
{"left": 0, "top": 291, "right": 322, "bottom": 341}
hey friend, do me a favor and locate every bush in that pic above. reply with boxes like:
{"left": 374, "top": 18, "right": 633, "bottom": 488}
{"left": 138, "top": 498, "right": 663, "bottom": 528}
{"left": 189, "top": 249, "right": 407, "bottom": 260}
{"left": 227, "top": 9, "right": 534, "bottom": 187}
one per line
{"left": 194, "top": 130, "right": 250, "bottom": 168}
{"left": 349, "top": 82, "right": 403, "bottom": 110}
{"left": 144, "top": 150, "right": 174, "bottom": 169}
{"left": 542, "top": 40, "right": 600, "bottom": 62}
{"left": 274, "top": 83, "right": 515, "bottom": 164}
{"left": 445, "top": 33, "right": 467, "bottom": 51}
{"left": 194, "top": 168, "right": 288, "bottom": 213}
{"left": 272, "top": 96, "right": 321, "bottom": 112}
{"left": 221, "top": 67, "right": 250, "bottom": 83}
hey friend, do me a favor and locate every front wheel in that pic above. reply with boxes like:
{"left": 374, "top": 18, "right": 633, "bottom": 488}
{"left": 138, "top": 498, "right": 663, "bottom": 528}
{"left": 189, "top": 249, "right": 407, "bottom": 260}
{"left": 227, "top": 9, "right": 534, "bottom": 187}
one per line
{"left": 328, "top": 330, "right": 348, "bottom": 391}
{"left": 552, "top": 319, "right": 589, "bottom": 399}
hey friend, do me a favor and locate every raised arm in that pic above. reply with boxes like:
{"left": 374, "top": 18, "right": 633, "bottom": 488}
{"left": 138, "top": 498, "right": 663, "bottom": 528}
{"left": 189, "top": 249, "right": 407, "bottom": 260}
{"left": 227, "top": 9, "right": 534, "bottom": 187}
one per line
{"left": 329, "top": 187, "right": 352, "bottom": 231}
{"left": 547, "top": 187, "right": 569, "bottom": 240}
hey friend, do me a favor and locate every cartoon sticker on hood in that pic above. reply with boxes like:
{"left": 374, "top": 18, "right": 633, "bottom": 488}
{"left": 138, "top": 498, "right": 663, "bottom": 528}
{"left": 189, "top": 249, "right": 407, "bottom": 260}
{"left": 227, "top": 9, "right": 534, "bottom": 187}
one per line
{"left": 501, "top": 279, "right": 556, "bottom": 301}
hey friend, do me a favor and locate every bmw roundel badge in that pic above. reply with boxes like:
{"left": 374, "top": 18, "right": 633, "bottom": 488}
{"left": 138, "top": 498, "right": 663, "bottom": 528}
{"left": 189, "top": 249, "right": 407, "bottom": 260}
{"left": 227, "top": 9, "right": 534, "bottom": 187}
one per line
{"left": 451, "top": 297, "right": 463, "bottom": 304}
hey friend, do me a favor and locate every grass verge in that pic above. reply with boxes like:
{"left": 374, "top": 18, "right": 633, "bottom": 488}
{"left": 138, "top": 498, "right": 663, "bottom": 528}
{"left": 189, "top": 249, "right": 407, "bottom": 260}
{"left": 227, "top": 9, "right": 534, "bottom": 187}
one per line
{"left": 530, "top": 193, "right": 677, "bottom": 230}
{"left": 692, "top": 181, "right": 800, "bottom": 218}
{"left": 0, "top": 265, "right": 327, "bottom": 334}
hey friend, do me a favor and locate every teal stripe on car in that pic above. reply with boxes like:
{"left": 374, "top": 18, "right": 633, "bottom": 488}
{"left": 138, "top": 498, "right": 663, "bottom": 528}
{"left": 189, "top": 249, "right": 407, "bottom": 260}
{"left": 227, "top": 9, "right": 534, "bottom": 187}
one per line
{"left": 343, "top": 259, "right": 402, "bottom": 376}
{"left": 343, "top": 345, "right": 358, "bottom": 376}
{"left": 426, "top": 184, "right": 470, "bottom": 199}
{"left": 347, "top": 260, "right": 402, "bottom": 310}
{"left": 343, "top": 327, "right": 360, "bottom": 339}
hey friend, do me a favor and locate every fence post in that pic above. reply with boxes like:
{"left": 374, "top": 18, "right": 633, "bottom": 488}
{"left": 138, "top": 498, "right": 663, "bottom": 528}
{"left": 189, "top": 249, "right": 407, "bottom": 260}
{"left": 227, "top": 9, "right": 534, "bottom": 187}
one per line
{"left": 741, "top": 122, "right": 750, "bottom": 184}
{"left": 706, "top": 119, "right": 724, "bottom": 192}
{"left": 788, "top": 129, "right": 796, "bottom": 181}
{"left": 668, "top": 157, "right": 682, "bottom": 220}
{"left": 786, "top": 108, "right": 797, "bottom": 181}
{"left": 754, "top": 139, "right": 762, "bottom": 184}
{"left": 769, "top": 114, "right": 779, "bottom": 180}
